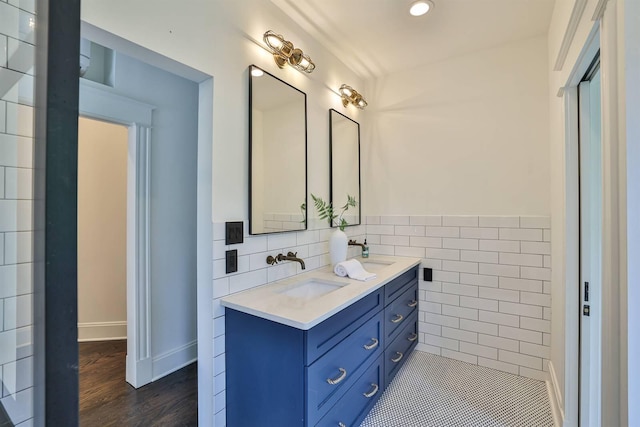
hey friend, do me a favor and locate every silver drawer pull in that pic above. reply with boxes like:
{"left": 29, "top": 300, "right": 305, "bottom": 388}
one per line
{"left": 363, "top": 337, "right": 379, "bottom": 350}
{"left": 391, "top": 351, "right": 404, "bottom": 363}
{"left": 408, "top": 300, "right": 418, "bottom": 308}
{"left": 363, "top": 383, "right": 379, "bottom": 398}
{"left": 408, "top": 332, "right": 418, "bottom": 342}
{"left": 391, "top": 314, "right": 404, "bottom": 323}
{"left": 327, "top": 368, "right": 347, "bottom": 385}
{"left": 338, "top": 423, "right": 347, "bottom": 427}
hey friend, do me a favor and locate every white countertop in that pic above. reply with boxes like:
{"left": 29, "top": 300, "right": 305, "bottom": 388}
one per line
{"left": 220, "top": 255, "right": 421, "bottom": 330}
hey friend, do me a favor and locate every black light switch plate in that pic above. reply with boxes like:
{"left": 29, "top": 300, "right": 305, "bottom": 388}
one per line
{"left": 226, "top": 250, "right": 238, "bottom": 274}
{"left": 225, "top": 221, "right": 244, "bottom": 245}
{"left": 423, "top": 267, "right": 433, "bottom": 282}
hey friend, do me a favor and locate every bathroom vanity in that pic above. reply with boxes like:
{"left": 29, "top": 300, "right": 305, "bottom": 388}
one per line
{"left": 222, "top": 256, "right": 420, "bottom": 426}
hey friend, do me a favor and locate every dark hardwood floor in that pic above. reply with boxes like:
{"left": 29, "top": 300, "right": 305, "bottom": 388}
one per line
{"left": 79, "top": 340, "right": 197, "bottom": 426}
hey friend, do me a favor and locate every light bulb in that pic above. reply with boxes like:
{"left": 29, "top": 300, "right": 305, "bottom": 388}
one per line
{"left": 340, "top": 86, "right": 353, "bottom": 97}
{"left": 264, "top": 31, "right": 285, "bottom": 51}
{"left": 409, "top": 0, "right": 432, "bottom": 16}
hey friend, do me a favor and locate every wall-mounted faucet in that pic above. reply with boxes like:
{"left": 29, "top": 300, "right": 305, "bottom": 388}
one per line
{"left": 348, "top": 239, "right": 366, "bottom": 249}
{"left": 266, "top": 251, "right": 306, "bottom": 269}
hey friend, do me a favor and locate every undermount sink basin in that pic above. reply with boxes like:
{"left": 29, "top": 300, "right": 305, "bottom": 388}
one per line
{"left": 277, "top": 278, "right": 348, "bottom": 301}
{"left": 361, "top": 260, "right": 394, "bottom": 272}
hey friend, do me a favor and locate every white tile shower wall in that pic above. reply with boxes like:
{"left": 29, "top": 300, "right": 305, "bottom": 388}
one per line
{"left": 212, "top": 219, "right": 366, "bottom": 423}
{"left": 0, "top": 1, "right": 35, "bottom": 425}
{"left": 366, "top": 215, "right": 551, "bottom": 382}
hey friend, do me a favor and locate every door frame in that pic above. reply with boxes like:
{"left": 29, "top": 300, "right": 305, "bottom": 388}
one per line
{"left": 78, "top": 79, "right": 155, "bottom": 387}
{"left": 561, "top": 5, "right": 626, "bottom": 424}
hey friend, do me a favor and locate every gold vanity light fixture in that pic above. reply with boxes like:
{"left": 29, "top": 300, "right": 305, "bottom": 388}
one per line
{"left": 339, "top": 84, "right": 368, "bottom": 109}
{"left": 263, "top": 30, "right": 316, "bottom": 73}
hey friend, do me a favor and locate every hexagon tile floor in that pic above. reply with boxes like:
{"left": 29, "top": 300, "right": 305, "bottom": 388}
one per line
{"left": 361, "top": 351, "right": 554, "bottom": 427}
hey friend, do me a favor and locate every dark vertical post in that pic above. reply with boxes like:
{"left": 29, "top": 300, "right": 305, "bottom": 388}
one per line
{"left": 34, "top": 0, "right": 81, "bottom": 424}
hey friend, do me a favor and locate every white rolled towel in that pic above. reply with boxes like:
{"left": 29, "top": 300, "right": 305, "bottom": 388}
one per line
{"left": 334, "top": 259, "right": 377, "bottom": 281}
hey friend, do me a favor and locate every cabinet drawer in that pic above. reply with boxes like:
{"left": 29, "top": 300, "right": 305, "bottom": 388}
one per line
{"left": 385, "top": 311, "right": 418, "bottom": 388}
{"left": 384, "top": 283, "right": 418, "bottom": 343}
{"left": 306, "top": 311, "right": 384, "bottom": 426}
{"left": 315, "top": 354, "right": 384, "bottom": 427}
{"left": 384, "top": 266, "right": 417, "bottom": 303}
{"left": 306, "top": 288, "right": 383, "bottom": 364}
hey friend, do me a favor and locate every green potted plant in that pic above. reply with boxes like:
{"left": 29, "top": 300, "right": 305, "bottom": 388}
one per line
{"left": 311, "top": 193, "right": 357, "bottom": 265}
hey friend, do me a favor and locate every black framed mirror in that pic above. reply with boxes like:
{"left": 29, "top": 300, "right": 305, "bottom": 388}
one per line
{"left": 249, "top": 65, "right": 308, "bottom": 235}
{"left": 329, "top": 109, "right": 361, "bottom": 228}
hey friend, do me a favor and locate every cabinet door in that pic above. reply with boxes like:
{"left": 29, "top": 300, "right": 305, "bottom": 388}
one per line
{"left": 384, "top": 267, "right": 417, "bottom": 303}
{"left": 306, "top": 311, "right": 383, "bottom": 426}
{"left": 306, "top": 288, "right": 383, "bottom": 364}
{"left": 385, "top": 311, "right": 418, "bottom": 387}
{"left": 315, "top": 355, "right": 384, "bottom": 427}
{"left": 384, "top": 284, "right": 418, "bottom": 343}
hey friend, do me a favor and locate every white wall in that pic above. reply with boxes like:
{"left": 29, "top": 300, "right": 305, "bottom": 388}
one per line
{"left": 625, "top": 1, "right": 640, "bottom": 424}
{"left": 77, "top": 117, "right": 127, "bottom": 341}
{"left": 107, "top": 51, "right": 200, "bottom": 378}
{"left": 363, "top": 36, "right": 550, "bottom": 216}
{"left": 80, "top": 0, "right": 364, "bottom": 221}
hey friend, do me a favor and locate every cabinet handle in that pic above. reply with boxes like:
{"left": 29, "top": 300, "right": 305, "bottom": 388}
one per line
{"left": 363, "top": 383, "right": 379, "bottom": 398}
{"left": 363, "top": 337, "right": 379, "bottom": 350}
{"left": 391, "top": 314, "right": 404, "bottom": 323}
{"left": 407, "top": 332, "right": 418, "bottom": 342}
{"left": 338, "top": 423, "right": 347, "bottom": 427}
{"left": 391, "top": 351, "right": 404, "bottom": 363}
{"left": 327, "top": 368, "right": 347, "bottom": 385}
{"left": 408, "top": 300, "right": 418, "bottom": 308}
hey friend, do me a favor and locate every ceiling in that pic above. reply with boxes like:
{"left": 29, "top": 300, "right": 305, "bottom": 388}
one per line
{"left": 270, "top": 0, "right": 556, "bottom": 79}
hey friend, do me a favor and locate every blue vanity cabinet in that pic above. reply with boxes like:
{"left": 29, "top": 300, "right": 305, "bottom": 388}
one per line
{"left": 225, "top": 265, "right": 420, "bottom": 427}
{"left": 226, "top": 288, "right": 384, "bottom": 427}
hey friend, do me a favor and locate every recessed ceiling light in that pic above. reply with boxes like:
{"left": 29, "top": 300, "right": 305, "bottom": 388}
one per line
{"left": 251, "top": 68, "right": 264, "bottom": 77}
{"left": 409, "top": 0, "right": 434, "bottom": 16}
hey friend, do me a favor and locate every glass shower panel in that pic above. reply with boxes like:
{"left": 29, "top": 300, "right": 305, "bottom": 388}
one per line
{"left": 0, "top": 1, "right": 37, "bottom": 425}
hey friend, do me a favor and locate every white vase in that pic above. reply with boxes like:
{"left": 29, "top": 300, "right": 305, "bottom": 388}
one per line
{"left": 330, "top": 229, "right": 348, "bottom": 266}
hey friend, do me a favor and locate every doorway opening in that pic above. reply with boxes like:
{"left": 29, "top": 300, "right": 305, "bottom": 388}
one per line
{"left": 77, "top": 117, "right": 128, "bottom": 345}
{"left": 76, "top": 24, "right": 214, "bottom": 425}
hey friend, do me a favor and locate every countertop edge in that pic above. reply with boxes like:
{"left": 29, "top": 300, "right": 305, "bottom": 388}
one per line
{"left": 220, "top": 256, "right": 421, "bottom": 330}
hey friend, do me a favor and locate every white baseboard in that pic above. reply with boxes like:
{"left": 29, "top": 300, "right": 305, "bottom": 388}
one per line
{"left": 152, "top": 340, "right": 197, "bottom": 381}
{"left": 78, "top": 321, "right": 127, "bottom": 342}
{"left": 548, "top": 361, "right": 564, "bottom": 426}
{"left": 126, "top": 354, "right": 153, "bottom": 389}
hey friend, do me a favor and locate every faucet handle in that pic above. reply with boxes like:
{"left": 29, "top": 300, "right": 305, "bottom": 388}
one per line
{"left": 266, "top": 255, "right": 278, "bottom": 265}
{"left": 287, "top": 251, "right": 297, "bottom": 257}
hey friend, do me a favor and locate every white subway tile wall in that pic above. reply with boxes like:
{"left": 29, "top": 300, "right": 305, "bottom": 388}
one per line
{"left": 212, "top": 215, "right": 551, "bottom": 422}
{"left": 365, "top": 215, "right": 551, "bottom": 382}
{"left": 1, "top": 1, "right": 35, "bottom": 425}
